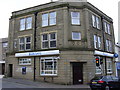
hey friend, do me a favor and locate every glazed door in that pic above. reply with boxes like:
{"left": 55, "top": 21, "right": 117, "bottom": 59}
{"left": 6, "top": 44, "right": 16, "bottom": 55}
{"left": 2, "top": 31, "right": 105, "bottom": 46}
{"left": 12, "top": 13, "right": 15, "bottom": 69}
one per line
{"left": 72, "top": 62, "right": 83, "bottom": 84}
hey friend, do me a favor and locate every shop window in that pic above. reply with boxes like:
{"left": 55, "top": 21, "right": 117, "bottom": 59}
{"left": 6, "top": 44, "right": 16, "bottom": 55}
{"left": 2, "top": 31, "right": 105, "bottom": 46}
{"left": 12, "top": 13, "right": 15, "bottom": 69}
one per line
{"left": 19, "top": 58, "right": 31, "bottom": 65}
{"left": 40, "top": 57, "right": 58, "bottom": 76}
{"left": 107, "top": 60, "right": 112, "bottom": 74}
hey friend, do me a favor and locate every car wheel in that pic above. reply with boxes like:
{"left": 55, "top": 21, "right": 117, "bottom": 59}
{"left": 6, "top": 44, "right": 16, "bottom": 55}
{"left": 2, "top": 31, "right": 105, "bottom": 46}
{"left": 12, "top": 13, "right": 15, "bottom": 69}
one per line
{"left": 105, "top": 86, "right": 110, "bottom": 90}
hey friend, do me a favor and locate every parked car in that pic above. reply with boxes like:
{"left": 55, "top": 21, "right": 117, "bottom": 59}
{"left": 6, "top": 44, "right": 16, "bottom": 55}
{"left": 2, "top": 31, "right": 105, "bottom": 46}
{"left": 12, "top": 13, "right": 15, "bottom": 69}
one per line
{"left": 89, "top": 75, "right": 120, "bottom": 89}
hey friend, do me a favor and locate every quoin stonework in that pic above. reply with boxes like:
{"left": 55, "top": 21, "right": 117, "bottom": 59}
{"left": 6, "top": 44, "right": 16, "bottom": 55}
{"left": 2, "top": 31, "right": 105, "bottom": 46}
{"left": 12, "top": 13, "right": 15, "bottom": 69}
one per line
{"left": 6, "top": 0, "right": 116, "bottom": 85}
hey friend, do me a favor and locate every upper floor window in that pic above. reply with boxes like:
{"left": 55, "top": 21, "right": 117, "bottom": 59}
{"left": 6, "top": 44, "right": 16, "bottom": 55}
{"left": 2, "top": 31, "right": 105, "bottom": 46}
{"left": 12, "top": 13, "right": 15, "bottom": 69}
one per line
{"left": 94, "top": 35, "right": 101, "bottom": 49}
{"left": 104, "top": 21, "right": 111, "bottom": 34}
{"left": 106, "top": 39, "right": 112, "bottom": 52}
{"left": 42, "top": 32, "right": 56, "bottom": 49}
{"left": 20, "top": 17, "right": 32, "bottom": 31}
{"left": 92, "top": 14, "right": 100, "bottom": 29}
{"left": 42, "top": 12, "right": 56, "bottom": 27}
{"left": 71, "top": 12, "right": 80, "bottom": 25}
{"left": 19, "top": 36, "right": 31, "bottom": 51}
{"left": 72, "top": 32, "right": 81, "bottom": 40}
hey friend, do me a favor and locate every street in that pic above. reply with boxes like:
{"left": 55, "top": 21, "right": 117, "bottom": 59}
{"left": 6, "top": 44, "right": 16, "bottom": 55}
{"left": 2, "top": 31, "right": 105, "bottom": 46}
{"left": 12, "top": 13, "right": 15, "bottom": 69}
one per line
{"left": 0, "top": 75, "right": 90, "bottom": 90}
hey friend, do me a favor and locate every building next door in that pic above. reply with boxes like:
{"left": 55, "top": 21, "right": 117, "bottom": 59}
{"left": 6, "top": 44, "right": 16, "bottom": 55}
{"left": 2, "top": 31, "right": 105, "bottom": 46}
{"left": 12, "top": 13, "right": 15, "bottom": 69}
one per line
{"left": 9, "top": 64, "right": 13, "bottom": 77}
{"left": 71, "top": 62, "right": 83, "bottom": 84}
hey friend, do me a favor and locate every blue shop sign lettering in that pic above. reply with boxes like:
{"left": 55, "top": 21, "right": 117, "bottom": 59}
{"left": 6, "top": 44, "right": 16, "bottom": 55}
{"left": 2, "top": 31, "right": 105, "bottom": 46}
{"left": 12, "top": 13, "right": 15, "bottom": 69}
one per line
{"left": 29, "top": 52, "right": 41, "bottom": 56}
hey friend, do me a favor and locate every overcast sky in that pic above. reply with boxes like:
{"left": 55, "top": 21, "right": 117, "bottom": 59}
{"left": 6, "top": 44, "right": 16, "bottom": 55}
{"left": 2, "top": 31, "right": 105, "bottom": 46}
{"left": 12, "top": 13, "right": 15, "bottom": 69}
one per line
{"left": 0, "top": 0, "right": 119, "bottom": 42}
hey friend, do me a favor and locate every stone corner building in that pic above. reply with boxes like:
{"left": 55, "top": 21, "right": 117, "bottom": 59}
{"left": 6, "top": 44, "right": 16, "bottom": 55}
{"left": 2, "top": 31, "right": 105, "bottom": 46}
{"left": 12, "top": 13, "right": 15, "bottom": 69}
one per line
{"left": 6, "top": 0, "right": 116, "bottom": 85}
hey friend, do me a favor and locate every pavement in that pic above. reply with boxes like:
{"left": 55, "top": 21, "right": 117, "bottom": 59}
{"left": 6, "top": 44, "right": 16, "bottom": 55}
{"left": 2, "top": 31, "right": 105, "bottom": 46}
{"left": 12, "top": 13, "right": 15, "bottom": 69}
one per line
{"left": 1, "top": 76, "right": 90, "bottom": 89}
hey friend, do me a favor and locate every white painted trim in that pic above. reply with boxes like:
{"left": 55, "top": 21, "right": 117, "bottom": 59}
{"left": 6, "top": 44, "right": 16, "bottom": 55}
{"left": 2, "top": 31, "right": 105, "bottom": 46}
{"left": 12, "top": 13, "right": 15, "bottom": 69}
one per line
{"left": 15, "top": 50, "right": 60, "bottom": 57}
{"left": 0, "top": 61, "right": 5, "bottom": 63}
{"left": 94, "top": 50, "right": 114, "bottom": 57}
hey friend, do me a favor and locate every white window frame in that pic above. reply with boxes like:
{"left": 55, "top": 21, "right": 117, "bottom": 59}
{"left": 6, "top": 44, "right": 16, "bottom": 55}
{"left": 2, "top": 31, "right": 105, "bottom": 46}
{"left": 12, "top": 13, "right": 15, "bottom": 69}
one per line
{"left": 19, "top": 36, "right": 31, "bottom": 51}
{"left": 40, "top": 57, "right": 58, "bottom": 76}
{"left": 19, "top": 37, "right": 25, "bottom": 51}
{"left": 19, "top": 58, "right": 31, "bottom": 65}
{"left": 26, "top": 17, "right": 32, "bottom": 29}
{"left": 104, "top": 21, "right": 111, "bottom": 34}
{"left": 106, "top": 39, "right": 109, "bottom": 51}
{"left": 98, "top": 36, "right": 101, "bottom": 49}
{"left": 107, "top": 23, "right": 111, "bottom": 34}
{"left": 41, "top": 33, "right": 57, "bottom": 49}
{"left": 94, "top": 35, "right": 97, "bottom": 49}
{"left": 20, "top": 18, "right": 25, "bottom": 31}
{"left": 92, "top": 14, "right": 100, "bottom": 29}
{"left": 20, "top": 17, "right": 32, "bottom": 31}
{"left": 42, "top": 12, "right": 56, "bottom": 27}
{"left": 49, "top": 33, "right": 57, "bottom": 48}
{"left": 49, "top": 12, "right": 56, "bottom": 26}
{"left": 25, "top": 36, "right": 31, "bottom": 50}
{"left": 71, "top": 12, "right": 80, "bottom": 25}
{"left": 42, "top": 34, "right": 49, "bottom": 49}
{"left": 72, "top": 32, "right": 81, "bottom": 40}
{"left": 107, "top": 60, "right": 112, "bottom": 74}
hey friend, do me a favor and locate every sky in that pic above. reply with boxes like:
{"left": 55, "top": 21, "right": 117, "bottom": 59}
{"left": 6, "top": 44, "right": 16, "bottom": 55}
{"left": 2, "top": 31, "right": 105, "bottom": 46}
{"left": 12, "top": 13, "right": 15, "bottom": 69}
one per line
{"left": 0, "top": 0, "right": 119, "bottom": 43}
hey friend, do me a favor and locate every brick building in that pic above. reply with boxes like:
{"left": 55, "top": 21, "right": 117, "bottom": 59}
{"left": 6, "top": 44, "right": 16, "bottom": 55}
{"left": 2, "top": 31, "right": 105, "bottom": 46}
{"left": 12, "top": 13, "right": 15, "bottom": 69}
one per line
{"left": 6, "top": 0, "right": 116, "bottom": 84}
{"left": 0, "top": 38, "right": 8, "bottom": 75}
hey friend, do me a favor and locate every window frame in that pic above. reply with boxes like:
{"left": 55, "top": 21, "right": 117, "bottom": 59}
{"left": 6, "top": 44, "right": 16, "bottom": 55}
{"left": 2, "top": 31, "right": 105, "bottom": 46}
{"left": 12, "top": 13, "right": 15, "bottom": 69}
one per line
{"left": 19, "top": 58, "right": 31, "bottom": 65}
{"left": 41, "top": 33, "right": 57, "bottom": 49}
{"left": 20, "top": 17, "right": 32, "bottom": 31}
{"left": 92, "top": 14, "right": 100, "bottom": 29}
{"left": 19, "top": 36, "right": 31, "bottom": 51}
{"left": 107, "top": 60, "right": 112, "bottom": 74}
{"left": 40, "top": 57, "right": 58, "bottom": 76}
{"left": 94, "top": 35, "right": 97, "bottom": 49}
{"left": 42, "top": 12, "right": 56, "bottom": 27}
{"left": 71, "top": 12, "right": 80, "bottom": 25}
{"left": 72, "top": 32, "right": 81, "bottom": 40}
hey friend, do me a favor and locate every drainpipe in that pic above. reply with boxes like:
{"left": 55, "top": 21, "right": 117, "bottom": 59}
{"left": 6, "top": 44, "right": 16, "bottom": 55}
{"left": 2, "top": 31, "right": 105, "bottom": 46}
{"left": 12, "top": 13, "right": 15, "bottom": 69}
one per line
{"left": 33, "top": 12, "right": 38, "bottom": 81}
{"left": 101, "top": 16, "right": 107, "bottom": 76}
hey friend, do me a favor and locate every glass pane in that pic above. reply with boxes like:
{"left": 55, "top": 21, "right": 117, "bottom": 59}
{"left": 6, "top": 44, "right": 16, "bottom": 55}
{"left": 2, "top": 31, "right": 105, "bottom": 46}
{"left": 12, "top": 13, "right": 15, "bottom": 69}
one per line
{"left": 42, "top": 34, "right": 48, "bottom": 40}
{"left": 72, "top": 32, "right": 81, "bottom": 40}
{"left": 50, "top": 19, "right": 56, "bottom": 25}
{"left": 71, "top": 12, "right": 79, "bottom": 18}
{"left": 26, "top": 44, "right": 30, "bottom": 50}
{"left": 26, "top": 17, "right": 32, "bottom": 29}
{"left": 42, "top": 20, "right": 48, "bottom": 27}
{"left": 50, "top": 33, "right": 56, "bottom": 40}
{"left": 50, "top": 12, "right": 56, "bottom": 18}
{"left": 20, "top": 18, "right": 25, "bottom": 30}
{"left": 42, "top": 42, "right": 48, "bottom": 48}
{"left": 20, "top": 37, "right": 24, "bottom": 43}
{"left": 26, "top": 37, "right": 31, "bottom": 43}
{"left": 20, "top": 44, "right": 24, "bottom": 50}
{"left": 50, "top": 41, "right": 56, "bottom": 47}
{"left": 72, "top": 19, "right": 80, "bottom": 25}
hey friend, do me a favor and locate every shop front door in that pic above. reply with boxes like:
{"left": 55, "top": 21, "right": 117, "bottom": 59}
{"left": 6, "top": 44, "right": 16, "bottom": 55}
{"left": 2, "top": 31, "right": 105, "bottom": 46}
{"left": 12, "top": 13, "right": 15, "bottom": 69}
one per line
{"left": 72, "top": 62, "right": 83, "bottom": 84}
